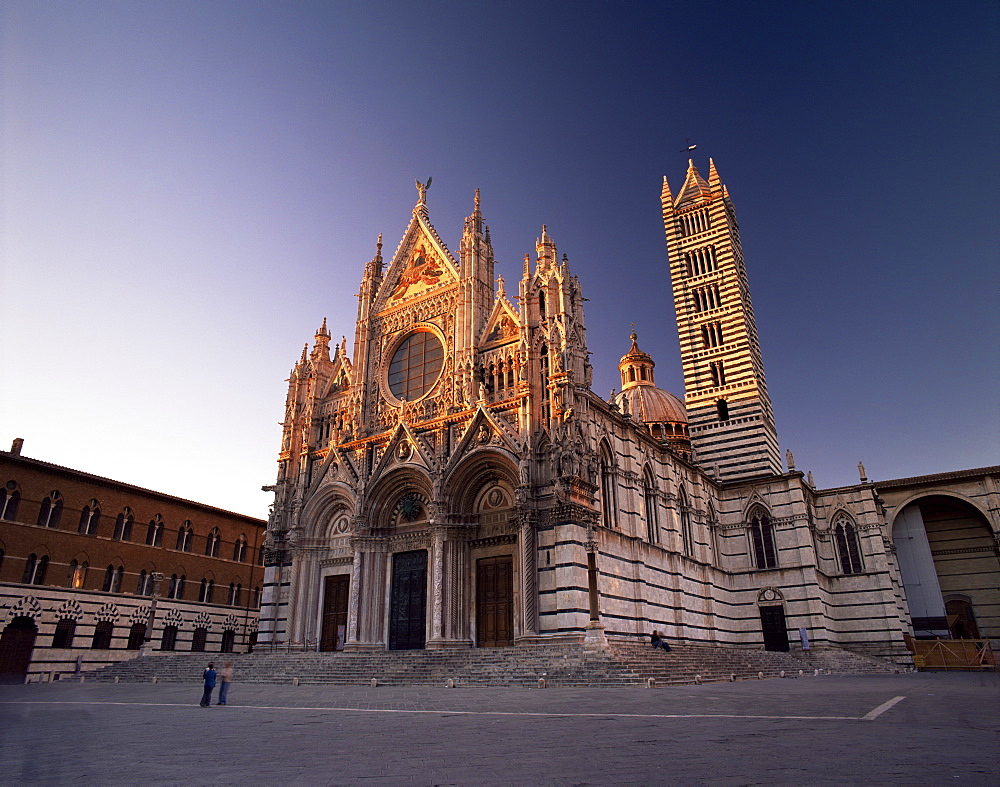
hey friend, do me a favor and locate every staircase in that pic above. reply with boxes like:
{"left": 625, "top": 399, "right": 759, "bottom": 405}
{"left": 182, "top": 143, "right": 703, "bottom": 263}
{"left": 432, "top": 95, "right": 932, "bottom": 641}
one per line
{"left": 606, "top": 641, "right": 902, "bottom": 685}
{"left": 90, "top": 641, "right": 901, "bottom": 687}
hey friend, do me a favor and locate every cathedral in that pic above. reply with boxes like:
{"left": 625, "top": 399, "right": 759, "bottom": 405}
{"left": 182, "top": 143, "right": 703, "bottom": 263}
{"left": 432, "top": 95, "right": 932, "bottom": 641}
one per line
{"left": 259, "top": 162, "right": 999, "bottom": 662}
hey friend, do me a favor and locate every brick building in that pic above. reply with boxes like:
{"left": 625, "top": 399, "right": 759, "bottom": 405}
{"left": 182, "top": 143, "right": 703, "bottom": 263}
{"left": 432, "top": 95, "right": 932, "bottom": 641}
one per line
{"left": 0, "top": 441, "right": 266, "bottom": 682}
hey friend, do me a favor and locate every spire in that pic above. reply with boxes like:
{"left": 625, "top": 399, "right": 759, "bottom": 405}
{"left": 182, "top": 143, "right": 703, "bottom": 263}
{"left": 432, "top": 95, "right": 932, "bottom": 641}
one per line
{"left": 661, "top": 174, "right": 673, "bottom": 205}
{"left": 497, "top": 274, "right": 506, "bottom": 298}
{"left": 300, "top": 343, "right": 308, "bottom": 363}
{"left": 674, "top": 160, "right": 712, "bottom": 208}
{"left": 707, "top": 157, "right": 721, "bottom": 190}
{"left": 311, "top": 318, "right": 332, "bottom": 362}
{"left": 523, "top": 253, "right": 531, "bottom": 277}
{"left": 536, "top": 225, "right": 557, "bottom": 269}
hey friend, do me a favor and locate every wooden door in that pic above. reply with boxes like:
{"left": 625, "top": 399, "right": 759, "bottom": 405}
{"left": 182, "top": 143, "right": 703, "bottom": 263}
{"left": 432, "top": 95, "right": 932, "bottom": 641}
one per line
{"left": 389, "top": 550, "right": 427, "bottom": 650}
{"left": 760, "top": 605, "right": 789, "bottom": 652}
{"left": 477, "top": 556, "right": 514, "bottom": 647}
{"left": 321, "top": 574, "right": 350, "bottom": 651}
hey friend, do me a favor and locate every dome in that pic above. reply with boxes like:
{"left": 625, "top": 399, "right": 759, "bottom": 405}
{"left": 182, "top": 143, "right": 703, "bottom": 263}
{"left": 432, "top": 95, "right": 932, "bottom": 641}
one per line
{"left": 614, "top": 385, "right": 688, "bottom": 425}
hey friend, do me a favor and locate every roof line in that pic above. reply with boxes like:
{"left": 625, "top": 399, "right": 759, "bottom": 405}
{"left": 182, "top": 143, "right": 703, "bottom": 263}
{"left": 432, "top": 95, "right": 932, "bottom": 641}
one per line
{"left": 0, "top": 452, "right": 266, "bottom": 525}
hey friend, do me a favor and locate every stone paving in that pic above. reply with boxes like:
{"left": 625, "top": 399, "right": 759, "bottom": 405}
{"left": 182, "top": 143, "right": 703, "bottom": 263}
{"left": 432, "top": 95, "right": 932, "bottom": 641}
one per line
{"left": 1, "top": 671, "right": 997, "bottom": 784}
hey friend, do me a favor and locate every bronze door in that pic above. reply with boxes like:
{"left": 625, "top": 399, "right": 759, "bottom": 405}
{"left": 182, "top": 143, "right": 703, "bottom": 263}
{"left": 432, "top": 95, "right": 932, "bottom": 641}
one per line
{"left": 477, "top": 556, "right": 514, "bottom": 647}
{"left": 320, "top": 574, "right": 350, "bottom": 651}
{"left": 0, "top": 616, "right": 37, "bottom": 684}
{"left": 389, "top": 550, "right": 427, "bottom": 650}
{"left": 760, "top": 605, "right": 789, "bottom": 652}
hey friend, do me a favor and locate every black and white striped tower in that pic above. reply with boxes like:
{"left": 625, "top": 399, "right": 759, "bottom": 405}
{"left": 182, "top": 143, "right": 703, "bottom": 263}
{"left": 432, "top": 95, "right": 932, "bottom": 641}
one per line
{"left": 661, "top": 159, "right": 781, "bottom": 481}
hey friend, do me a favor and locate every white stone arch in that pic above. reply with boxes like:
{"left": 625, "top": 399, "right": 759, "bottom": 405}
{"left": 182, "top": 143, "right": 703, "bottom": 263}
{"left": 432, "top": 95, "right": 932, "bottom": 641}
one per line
{"left": 300, "top": 483, "right": 357, "bottom": 540}
{"left": 887, "top": 490, "right": 996, "bottom": 534}
{"left": 362, "top": 466, "right": 434, "bottom": 530}
{"left": 443, "top": 449, "right": 519, "bottom": 516}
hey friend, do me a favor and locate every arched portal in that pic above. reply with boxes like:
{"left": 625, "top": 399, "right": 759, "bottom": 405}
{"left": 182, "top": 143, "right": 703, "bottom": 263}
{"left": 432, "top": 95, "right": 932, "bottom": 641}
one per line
{"left": 0, "top": 616, "right": 38, "bottom": 684}
{"left": 892, "top": 495, "right": 999, "bottom": 641}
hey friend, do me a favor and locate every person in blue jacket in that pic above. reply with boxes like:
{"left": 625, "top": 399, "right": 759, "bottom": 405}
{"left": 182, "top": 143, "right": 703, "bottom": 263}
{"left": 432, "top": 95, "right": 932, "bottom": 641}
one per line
{"left": 199, "top": 662, "right": 217, "bottom": 707}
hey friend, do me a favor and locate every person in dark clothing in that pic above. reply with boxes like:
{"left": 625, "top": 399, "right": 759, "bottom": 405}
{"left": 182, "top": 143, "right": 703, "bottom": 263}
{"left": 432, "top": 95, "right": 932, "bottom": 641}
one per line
{"left": 200, "top": 662, "right": 217, "bottom": 707}
{"left": 650, "top": 631, "right": 671, "bottom": 652}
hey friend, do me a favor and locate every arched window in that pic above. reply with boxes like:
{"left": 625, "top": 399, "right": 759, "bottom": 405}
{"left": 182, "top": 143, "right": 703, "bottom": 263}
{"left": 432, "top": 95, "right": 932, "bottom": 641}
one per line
{"left": 160, "top": 625, "right": 178, "bottom": 651}
{"left": 36, "top": 492, "right": 63, "bottom": 528}
{"left": 1, "top": 482, "right": 21, "bottom": 520}
{"left": 599, "top": 442, "right": 618, "bottom": 529}
{"left": 538, "top": 291, "right": 546, "bottom": 320}
{"left": 191, "top": 627, "right": 208, "bottom": 652}
{"left": 233, "top": 535, "right": 247, "bottom": 563}
{"left": 136, "top": 569, "right": 153, "bottom": 595}
{"left": 227, "top": 582, "right": 238, "bottom": 605}
{"left": 167, "top": 573, "right": 185, "bottom": 600}
{"left": 102, "top": 564, "right": 124, "bottom": 592}
{"left": 52, "top": 619, "right": 76, "bottom": 648}
{"left": 206, "top": 528, "right": 220, "bottom": 557}
{"left": 716, "top": 399, "right": 729, "bottom": 421}
{"left": 833, "top": 515, "right": 864, "bottom": 575}
{"left": 199, "top": 577, "right": 215, "bottom": 603}
{"left": 679, "top": 487, "right": 694, "bottom": 556}
{"left": 146, "top": 515, "right": 164, "bottom": 547}
{"left": 77, "top": 500, "right": 101, "bottom": 535}
{"left": 252, "top": 586, "right": 262, "bottom": 608}
{"left": 22, "top": 553, "right": 48, "bottom": 585}
{"left": 176, "top": 521, "right": 194, "bottom": 552}
{"left": 67, "top": 559, "right": 88, "bottom": 589}
{"left": 220, "top": 629, "right": 236, "bottom": 653}
{"left": 114, "top": 508, "right": 134, "bottom": 541}
{"left": 126, "top": 623, "right": 146, "bottom": 650}
{"left": 91, "top": 621, "right": 114, "bottom": 649}
{"left": 749, "top": 509, "right": 777, "bottom": 569}
{"left": 643, "top": 468, "right": 659, "bottom": 544}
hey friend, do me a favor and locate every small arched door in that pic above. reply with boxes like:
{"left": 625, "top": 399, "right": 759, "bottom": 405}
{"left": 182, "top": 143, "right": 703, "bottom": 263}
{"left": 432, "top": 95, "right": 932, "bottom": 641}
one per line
{"left": 0, "top": 616, "right": 38, "bottom": 684}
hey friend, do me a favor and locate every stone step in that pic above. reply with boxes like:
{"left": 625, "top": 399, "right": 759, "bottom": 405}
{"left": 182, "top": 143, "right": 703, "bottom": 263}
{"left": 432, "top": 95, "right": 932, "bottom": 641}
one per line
{"left": 90, "top": 641, "right": 903, "bottom": 687}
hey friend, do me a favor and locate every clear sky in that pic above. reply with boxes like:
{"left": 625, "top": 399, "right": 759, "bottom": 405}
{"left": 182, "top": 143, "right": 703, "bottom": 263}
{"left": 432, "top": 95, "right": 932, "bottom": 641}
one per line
{"left": 2, "top": 1, "right": 998, "bottom": 518}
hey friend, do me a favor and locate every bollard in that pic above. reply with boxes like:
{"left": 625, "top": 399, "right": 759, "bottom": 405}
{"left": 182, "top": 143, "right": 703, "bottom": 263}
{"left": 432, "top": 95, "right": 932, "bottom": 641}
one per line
{"left": 798, "top": 669, "right": 804, "bottom": 676}
{"left": 730, "top": 673, "right": 736, "bottom": 682}
{"left": 647, "top": 677, "right": 656, "bottom": 688}
{"left": 370, "top": 678, "right": 378, "bottom": 687}
{"left": 445, "top": 678, "right": 455, "bottom": 689}
{"left": 537, "top": 678, "right": 546, "bottom": 689}
{"left": 79, "top": 675, "right": 86, "bottom": 683}
{"left": 49, "top": 670, "right": 56, "bottom": 683}
{"left": 779, "top": 670, "right": 785, "bottom": 678}
{"left": 757, "top": 672, "right": 764, "bottom": 680}
{"left": 694, "top": 674, "right": 702, "bottom": 684}
{"left": 292, "top": 677, "right": 300, "bottom": 686}
{"left": 152, "top": 676, "right": 158, "bottom": 684}
{"left": 813, "top": 668, "right": 819, "bottom": 676}
{"left": 114, "top": 676, "right": 120, "bottom": 684}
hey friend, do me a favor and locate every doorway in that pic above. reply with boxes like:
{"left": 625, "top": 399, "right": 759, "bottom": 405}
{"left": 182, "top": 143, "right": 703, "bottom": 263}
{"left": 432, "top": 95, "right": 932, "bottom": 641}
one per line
{"left": 759, "top": 605, "right": 789, "bottom": 652}
{"left": 476, "top": 556, "right": 514, "bottom": 647}
{"left": 321, "top": 574, "right": 350, "bottom": 651}
{"left": 389, "top": 550, "right": 427, "bottom": 650}
{"left": 0, "top": 616, "right": 38, "bottom": 684}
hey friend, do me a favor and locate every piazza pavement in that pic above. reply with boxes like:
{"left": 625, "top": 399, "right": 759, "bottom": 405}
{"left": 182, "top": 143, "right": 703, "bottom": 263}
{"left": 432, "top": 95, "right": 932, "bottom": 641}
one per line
{"left": 0, "top": 671, "right": 997, "bottom": 784}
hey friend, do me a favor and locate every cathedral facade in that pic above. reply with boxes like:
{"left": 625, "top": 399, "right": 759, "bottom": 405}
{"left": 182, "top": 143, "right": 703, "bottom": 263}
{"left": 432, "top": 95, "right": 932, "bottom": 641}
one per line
{"left": 259, "top": 164, "right": 999, "bottom": 661}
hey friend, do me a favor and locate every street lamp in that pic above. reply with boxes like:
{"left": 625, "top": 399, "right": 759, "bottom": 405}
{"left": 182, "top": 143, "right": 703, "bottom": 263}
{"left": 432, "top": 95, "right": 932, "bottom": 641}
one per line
{"left": 139, "top": 572, "right": 165, "bottom": 657}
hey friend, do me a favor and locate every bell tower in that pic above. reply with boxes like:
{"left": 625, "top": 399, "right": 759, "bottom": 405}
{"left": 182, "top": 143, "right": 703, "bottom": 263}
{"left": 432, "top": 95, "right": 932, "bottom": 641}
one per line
{"left": 661, "top": 159, "right": 781, "bottom": 481}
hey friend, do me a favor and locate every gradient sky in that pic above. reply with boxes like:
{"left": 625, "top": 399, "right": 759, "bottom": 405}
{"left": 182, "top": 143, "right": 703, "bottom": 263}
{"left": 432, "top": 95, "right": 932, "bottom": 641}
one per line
{"left": 2, "top": 1, "right": 998, "bottom": 518}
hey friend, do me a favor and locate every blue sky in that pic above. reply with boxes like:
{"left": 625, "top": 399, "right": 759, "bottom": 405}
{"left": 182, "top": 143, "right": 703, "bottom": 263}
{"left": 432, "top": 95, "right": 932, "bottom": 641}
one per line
{"left": 2, "top": 1, "right": 997, "bottom": 517}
